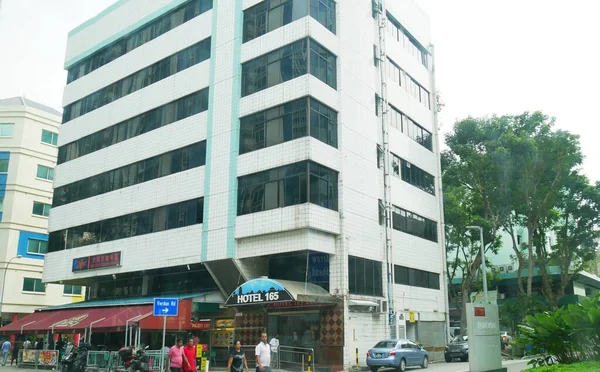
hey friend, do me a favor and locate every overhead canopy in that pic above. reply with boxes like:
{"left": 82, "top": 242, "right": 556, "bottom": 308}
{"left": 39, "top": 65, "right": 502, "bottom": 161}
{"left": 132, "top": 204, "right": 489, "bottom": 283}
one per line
{"left": 0, "top": 305, "right": 152, "bottom": 334}
{"left": 224, "top": 278, "right": 334, "bottom": 307}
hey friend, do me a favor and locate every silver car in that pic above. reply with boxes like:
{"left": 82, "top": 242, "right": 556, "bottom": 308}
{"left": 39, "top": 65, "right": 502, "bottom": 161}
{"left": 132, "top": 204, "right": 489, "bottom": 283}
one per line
{"left": 366, "top": 339, "right": 429, "bottom": 371}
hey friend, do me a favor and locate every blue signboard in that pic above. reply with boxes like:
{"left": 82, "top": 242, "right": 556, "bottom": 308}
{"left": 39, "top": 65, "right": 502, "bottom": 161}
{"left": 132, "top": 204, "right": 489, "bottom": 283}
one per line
{"left": 153, "top": 298, "right": 179, "bottom": 316}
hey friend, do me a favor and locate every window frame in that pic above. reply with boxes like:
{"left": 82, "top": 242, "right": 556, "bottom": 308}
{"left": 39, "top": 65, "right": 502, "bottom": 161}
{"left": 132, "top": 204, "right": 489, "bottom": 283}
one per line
{"left": 36, "top": 165, "right": 54, "bottom": 181}
{"left": 41, "top": 130, "right": 58, "bottom": 146}
{"left": 32, "top": 202, "right": 51, "bottom": 217}
{"left": 63, "top": 284, "right": 83, "bottom": 296}
{"left": 22, "top": 278, "right": 45, "bottom": 293}
{"left": 27, "top": 239, "right": 49, "bottom": 255}
{"left": 0, "top": 159, "right": 8, "bottom": 173}
{"left": 348, "top": 255, "right": 383, "bottom": 297}
{"left": 0, "top": 123, "right": 15, "bottom": 137}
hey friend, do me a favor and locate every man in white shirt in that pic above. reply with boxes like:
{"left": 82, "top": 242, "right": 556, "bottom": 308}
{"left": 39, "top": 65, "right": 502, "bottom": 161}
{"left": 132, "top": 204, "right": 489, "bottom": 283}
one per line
{"left": 255, "top": 333, "right": 271, "bottom": 372}
{"left": 268, "top": 334, "right": 279, "bottom": 368}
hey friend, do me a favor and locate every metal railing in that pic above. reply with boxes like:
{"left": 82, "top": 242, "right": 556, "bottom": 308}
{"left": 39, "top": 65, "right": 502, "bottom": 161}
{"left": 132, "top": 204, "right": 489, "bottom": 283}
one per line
{"left": 86, "top": 351, "right": 113, "bottom": 371}
{"left": 275, "top": 346, "right": 315, "bottom": 372}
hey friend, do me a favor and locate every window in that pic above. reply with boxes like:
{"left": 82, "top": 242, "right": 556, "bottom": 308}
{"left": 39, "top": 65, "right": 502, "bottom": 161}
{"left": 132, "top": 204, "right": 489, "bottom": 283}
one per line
{"left": 27, "top": 239, "right": 49, "bottom": 255}
{"left": 67, "top": 0, "right": 213, "bottom": 83}
{"left": 391, "top": 205, "right": 437, "bottom": 242}
{"left": 240, "top": 97, "right": 337, "bottom": 154}
{"left": 36, "top": 165, "right": 54, "bottom": 181}
{"left": 391, "top": 156, "right": 435, "bottom": 195}
{"left": 373, "top": 44, "right": 379, "bottom": 66}
{"left": 386, "top": 58, "right": 430, "bottom": 110}
{"left": 58, "top": 89, "right": 209, "bottom": 164}
{"left": 63, "top": 38, "right": 211, "bottom": 122}
{"left": 41, "top": 130, "right": 58, "bottom": 146}
{"left": 349, "top": 256, "right": 383, "bottom": 296}
{"left": 241, "top": 38, "right": 336, "bottom": 97}
{"left": 32, "top": 202, "right": 51, "bottom": 217}
{"left": 48, "top": 198, "right": 203, "bottom": 252}
{"left": 0, "top": 123, "right": 14, "bottom": 137}
{"left": 0, "top": 159, "right": 8, "bottom": 173}
{"left": 23, "top": 278, "right": 45, "bottom": 293}
{"left": 54, "top": 141, "right": 206, "bottom": 207}
{"left": 394, "top": 265, "right": 440, "bottom": 290}
{"left": 387, "top": 105, "right": 432, "bottom": 151}
{"left": 375, "top": 94, "right": 381, "bottom": 116}
{"left": 386, "top": 13, "right": 428, "bottom": 68}
{"left": 63, "top": 285, "right": 83, "bottom": 295}
{"left": 237, "top": 161, "right": 337, "bottom": 215}
{"left": 0, "top": 197, "right": 4, "bottom": 213}
{"left": 243, "top": 0, "right": 335, "bottom": 43}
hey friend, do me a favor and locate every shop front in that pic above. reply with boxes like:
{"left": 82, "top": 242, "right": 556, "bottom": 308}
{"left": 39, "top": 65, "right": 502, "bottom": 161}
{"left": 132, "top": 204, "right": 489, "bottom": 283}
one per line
{"left": 224, "top": 278, "right": 344, "bottom": 371}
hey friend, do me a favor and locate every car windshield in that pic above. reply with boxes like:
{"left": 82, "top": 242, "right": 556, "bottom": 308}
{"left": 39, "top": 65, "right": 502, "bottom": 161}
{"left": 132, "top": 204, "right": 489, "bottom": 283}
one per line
{"left": 452, "top": 336, "right": 468, "bottom": 342}
{"left": 374, "top": 341, "right": 397, "bottom": 348}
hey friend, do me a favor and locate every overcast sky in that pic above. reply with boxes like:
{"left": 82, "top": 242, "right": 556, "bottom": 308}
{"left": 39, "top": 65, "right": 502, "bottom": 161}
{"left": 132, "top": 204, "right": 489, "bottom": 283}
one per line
{"left": 0, "top": 0, "right": 598, "bottom": 182}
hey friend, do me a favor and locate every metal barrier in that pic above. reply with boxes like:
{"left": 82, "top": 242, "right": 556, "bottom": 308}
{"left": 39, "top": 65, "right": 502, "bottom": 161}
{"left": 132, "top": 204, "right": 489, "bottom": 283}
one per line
{"left": 17, "top": 349, "right": 60, "bottom": 369}
{"left": 145, "top": 350, "right": 169, "bottom": 372}
{"left": 277, "top": 346, "right": 314, "bottom": 372}
{"left": 86, "top": 351, "right": 113, "bottom": 371}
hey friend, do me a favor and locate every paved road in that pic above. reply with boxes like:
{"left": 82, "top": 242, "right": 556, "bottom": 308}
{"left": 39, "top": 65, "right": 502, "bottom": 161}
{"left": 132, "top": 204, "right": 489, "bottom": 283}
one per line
{"left": 377, "top": 359, "right": 530, "bottom": 372}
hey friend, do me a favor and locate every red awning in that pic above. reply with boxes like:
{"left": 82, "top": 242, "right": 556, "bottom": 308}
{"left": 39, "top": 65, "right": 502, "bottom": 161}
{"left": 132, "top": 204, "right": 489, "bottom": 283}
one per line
{"left": 0, "top": 305, "right": 152, "bottom": 334}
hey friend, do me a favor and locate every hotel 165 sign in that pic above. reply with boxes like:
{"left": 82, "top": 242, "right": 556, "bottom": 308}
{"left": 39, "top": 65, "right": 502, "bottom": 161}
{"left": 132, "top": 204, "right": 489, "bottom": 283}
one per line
{"left": 72, "top": 252, "right": 121, "bottom": 272}
{"left": 225, "top": 278, "right": 294, "bottom": 306}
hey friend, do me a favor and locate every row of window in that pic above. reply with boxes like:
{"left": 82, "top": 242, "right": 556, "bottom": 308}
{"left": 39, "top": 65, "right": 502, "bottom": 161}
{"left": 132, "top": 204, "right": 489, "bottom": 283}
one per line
{"left": 391, "top": 205, "right": 438, "bottom": 242}
{"left": 243, "top": 0, "right": 336, "bottom": 43}
{"left": 387, "top": 58, "right": 430, "bottom": 110}
{"left": 22, "top": 278, "right": 82, "bottom": 295}
{"left": 391, "top": 155, "right": 435, "bottom": 195}
{"left": 47, "top": 198, "right": 204, "bottom": 252}
{"left": 387, "top": 104, "right": 432, "bottom": 151}
{"left": 1, "top": 124, "right": 58, "bottom": 146}
{"left": 237, "top": 160, "right": 337, "bottom": 215}
{"left": 53, "top": 142, "right": 206, "bottom": 207}
{"left": 58, "top": 88, "right": 209, "bottom": 164}
{"left": 348, "top": 255, "right": 383, "bottom": 297}
{"left": 67, "top": 0, "right": 212, "bottom": 83}
{"left": 242, "top": 38, "right": 336, "bottom": 97}
{"left": 386, "top": 14, "right": 428, "bottom": 68}
{"left": 62, "top": 38, "right": 211, "bottom": 123}
{"left": 240, "top": 96, "right": 337, "bottom": 154}
{"left": 394, "top": 265, "right": 440, "bottom": 290}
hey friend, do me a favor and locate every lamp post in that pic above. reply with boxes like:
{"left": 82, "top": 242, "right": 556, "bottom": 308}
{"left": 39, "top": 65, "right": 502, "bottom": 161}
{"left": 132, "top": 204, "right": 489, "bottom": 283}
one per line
{"left": 0, "top": 255, "right": 22, "bottom": 325}
{"left": 466, "top": 226, "right": 488, "bottom": 304}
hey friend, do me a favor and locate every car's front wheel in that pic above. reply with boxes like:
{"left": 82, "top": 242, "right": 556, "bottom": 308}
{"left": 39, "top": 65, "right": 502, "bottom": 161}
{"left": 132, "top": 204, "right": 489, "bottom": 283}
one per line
{"left": 421, "top": 356, "right": 428, "bottom": 368}
{"left": 444, "top": 355, "right": 452, "bottom": 363}
{"left": 397, "top": 358, "right": 406, "bottom": 372}
{"left": 371, "top": 367, "right": 378, "bottom": 372}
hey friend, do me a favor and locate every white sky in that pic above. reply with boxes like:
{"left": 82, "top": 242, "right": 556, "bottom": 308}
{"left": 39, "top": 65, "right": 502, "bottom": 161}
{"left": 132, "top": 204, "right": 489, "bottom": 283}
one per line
{"left": 0, "top": 0, "right": 598, "bottom": 182}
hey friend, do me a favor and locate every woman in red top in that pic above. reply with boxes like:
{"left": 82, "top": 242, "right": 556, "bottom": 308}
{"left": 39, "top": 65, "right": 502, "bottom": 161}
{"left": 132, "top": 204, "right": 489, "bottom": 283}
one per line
{"left": 182, "top": 339, "right": 197, "bottom": 372}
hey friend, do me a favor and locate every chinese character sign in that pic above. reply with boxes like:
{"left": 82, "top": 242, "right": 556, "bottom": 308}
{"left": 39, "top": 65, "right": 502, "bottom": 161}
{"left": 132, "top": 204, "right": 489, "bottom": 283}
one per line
{"left": 72, "top": 252, "right": 121, "bottom": 272}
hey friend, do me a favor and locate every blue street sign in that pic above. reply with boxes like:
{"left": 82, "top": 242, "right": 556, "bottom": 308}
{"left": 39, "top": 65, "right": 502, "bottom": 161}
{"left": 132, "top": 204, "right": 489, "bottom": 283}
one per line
{"left": 153, "top": 298, "right": 179, "bottom": 317}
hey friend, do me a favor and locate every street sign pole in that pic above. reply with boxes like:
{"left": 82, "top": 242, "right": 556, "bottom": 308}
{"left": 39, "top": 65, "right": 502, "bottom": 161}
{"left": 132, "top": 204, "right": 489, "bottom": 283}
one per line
{"left": 161, "top": 316, "right": 166, "bottom": 372}
{"left": 153, "top": 298, "right": 179, "bottom": 372}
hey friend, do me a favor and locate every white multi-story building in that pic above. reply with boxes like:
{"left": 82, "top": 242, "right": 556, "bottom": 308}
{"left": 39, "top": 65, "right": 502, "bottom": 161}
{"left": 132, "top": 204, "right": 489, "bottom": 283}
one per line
{"left": 0, "top": 97, "right": 85, "bottom": 326}
{"left": 5, "top": 0, "right": 445, "bottom": 367}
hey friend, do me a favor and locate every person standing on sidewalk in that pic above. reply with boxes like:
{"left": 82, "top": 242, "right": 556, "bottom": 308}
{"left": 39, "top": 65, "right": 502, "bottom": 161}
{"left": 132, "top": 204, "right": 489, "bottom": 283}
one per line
{"left": 268, "top": 334, "right": 279, "bottom": 369}
{"left": 255, "top": 333, "right": 271, "bottom": 372}
{"left": 168, "top": 339, "right": 184, "bottom": 372}
{"left": 10, "top": 342, "right": 19, "bottom": 366}
{"left": 1, "top": 339, "right": 11, "bottom": 366}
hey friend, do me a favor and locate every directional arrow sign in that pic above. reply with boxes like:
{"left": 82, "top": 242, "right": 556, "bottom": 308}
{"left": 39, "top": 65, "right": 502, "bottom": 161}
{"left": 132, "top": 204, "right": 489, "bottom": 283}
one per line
{"left": 153, "top": 298, "right": 178, "bottom": 317}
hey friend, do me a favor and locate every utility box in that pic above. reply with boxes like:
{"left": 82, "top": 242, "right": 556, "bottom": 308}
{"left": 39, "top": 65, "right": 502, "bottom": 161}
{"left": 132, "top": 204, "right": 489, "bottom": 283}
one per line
{"left": 466, "top": 303, "right": 507, "bottom": 372}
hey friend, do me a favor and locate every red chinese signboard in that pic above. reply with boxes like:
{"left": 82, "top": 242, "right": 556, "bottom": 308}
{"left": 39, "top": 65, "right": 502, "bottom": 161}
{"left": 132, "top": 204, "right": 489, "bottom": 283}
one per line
{"left": 190, "top": 321, "right": 211, "bottom": 330}
{"left": 72, "top": 252, "right": 121, "bottom": 272}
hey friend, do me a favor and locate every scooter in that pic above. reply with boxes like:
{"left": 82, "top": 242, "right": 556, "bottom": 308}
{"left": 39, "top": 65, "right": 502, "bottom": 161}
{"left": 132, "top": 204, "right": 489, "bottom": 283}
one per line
{"left": 61, "top": 343, "right": 89, "bottom": 372}
{"left": 118, "top": 345, "right": 150, "bottom": 372}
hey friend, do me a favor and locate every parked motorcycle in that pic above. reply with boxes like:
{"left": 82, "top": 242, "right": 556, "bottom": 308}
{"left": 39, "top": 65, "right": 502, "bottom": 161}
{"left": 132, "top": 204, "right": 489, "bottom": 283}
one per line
{"left": 118, "top": 345, "right": 150, "bottom": 372}
{"left": 61, "top": 343, "right": 89, "bottom": 372}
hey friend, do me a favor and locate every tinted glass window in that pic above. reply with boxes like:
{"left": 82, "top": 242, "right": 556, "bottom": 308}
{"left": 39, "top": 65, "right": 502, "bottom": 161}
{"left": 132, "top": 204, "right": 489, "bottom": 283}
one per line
{"left": 237, "top": 161, "right": 337, "bottom": 215}
{"left": 348, "top": 256, "right": 382, "bottom": 296}
{"left": 386, "top": 58, "right": 430, "bottom": 110}
{"left": 54, "top": 142, "right": 206, "bottom": 207}
{"left": 394, "top": 265, "right": 440, "bottom": 290}
{"left": 58, "top": 89, "right": 208, "bottom": 164}
{"left": 0, "top": 123, "right": 14, "bottom": 137}
{"left": 48, "top": 198, "right": 203, "bottom": 252}
{"left": 387, "top": 105, "right": 432, "bottom": 151}
{"left": 67, "top": 0, "right": 213, "bottom": 83}
{"left": 391, "top": 205, "right": 437, "bottom": 242}
{"left": 391, "top": 155, "right": 435, "bottom": 195}
{"left": 63, "top": 38, "right": 211, "bottom": 123}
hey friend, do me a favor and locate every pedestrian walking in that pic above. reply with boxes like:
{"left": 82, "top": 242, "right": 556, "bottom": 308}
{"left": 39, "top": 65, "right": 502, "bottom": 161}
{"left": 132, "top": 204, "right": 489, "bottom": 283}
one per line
{"left": 227, "top": 341, "right": 248, "bottom": 372}
{"left": 10, "top": 342, "right": 19, "bottom": 366}
{"left": 1, "top": 339, "right": 11, "bottom": 366}
{"left": 268, "top": 334, "right": 279, "bottom": 369}
{"left": 182, "top": 339, "right": 196, "bottom": 372}
{"left": 168, "top": 339, "right": 184, "bottom": 372}
{"left": 255, "top": 333, "right": 271, "bottom": 372}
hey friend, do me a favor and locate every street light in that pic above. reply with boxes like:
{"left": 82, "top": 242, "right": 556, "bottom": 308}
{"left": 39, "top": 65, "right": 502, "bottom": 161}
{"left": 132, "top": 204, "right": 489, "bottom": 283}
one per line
{"left": 0, "top": 255, "right": 22, "bottom": 325}
{"left": 466, "top": 226, "right": 488, "bottom": 304}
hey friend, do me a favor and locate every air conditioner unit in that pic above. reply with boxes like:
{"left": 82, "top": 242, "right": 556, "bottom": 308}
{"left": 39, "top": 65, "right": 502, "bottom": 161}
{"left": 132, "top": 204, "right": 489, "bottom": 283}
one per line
{"left": 499, "top": 266, "right": 506, "bottom": 272}
{"left": 507, "top": 265, "right": 515, "bottom": 272}
{"left": 377, "top": 299, "right": 388, "bottom": 314}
